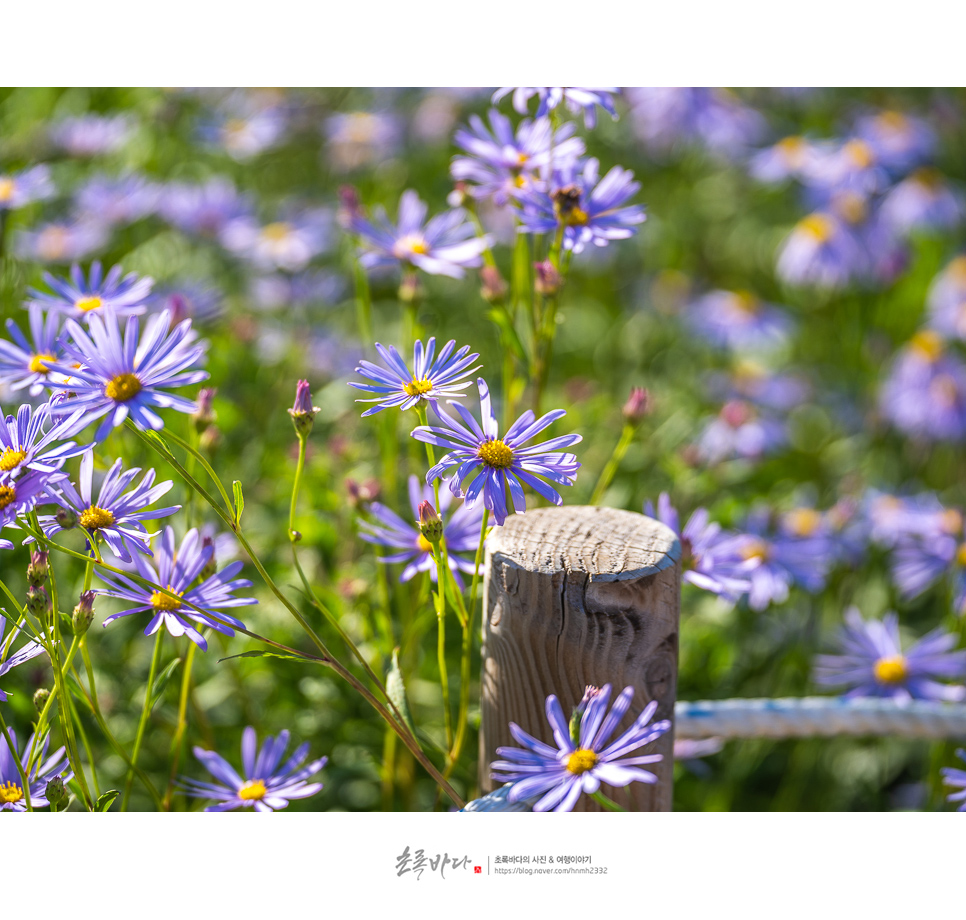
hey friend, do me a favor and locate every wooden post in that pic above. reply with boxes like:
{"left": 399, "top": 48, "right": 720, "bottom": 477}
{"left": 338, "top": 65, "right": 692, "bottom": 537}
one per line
{"left": 479, "top": 505, "right": 681, "bottom": 811}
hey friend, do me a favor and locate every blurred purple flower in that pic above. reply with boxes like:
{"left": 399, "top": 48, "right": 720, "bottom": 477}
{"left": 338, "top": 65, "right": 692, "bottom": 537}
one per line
{"left": 0, "top": 165, "right": 55, "bottom": 211}
{"left": 776, "top": 211, "right": 868, "bottom": 289}
{"left": 358, "top": 474, "right": 486, "bottom": 588}
{"left": 926, "top": 255, "right": 966, "bottom": 340}
{"left": 49, "top": 114, "right": 132, "bottom": 157}
{"left": 27, "top": 261, "right": 152, "bottom": 322}
{"left": 74, "top": 174, "right": 159, "bottom": 226}
{"left": 694, "top": 399, "right": 786, "bottom": 465}
{"left": 880, "top": 168, "right": 964, "bottom": 236}
{"left": 854, "top": 109, "right": 936, "bottom": 174}
{"left": 325, "top": 111, "right": 402, "bottom": 172}
{"left": 159, "top": 178, "right": 254, "bottom": 238}
{"left": 685, "top": 290, "right": 794, "bottom": 352}
{"left": 880, "top": 331, "right": 966, "bottom": 442}
{"left": 814, "top": 607, "right": 966, "bottom": 702}
{"left": 15, "top": 219, "right": 108, "bottom": 264}
{"left": 492, "top": 87, "right": 620, "bottom": 129}
{"left": 942, "top": 749, "right": 966, "bottom": 811}
{"left": 220, "top": 206, "right": 333, "bottom": 272}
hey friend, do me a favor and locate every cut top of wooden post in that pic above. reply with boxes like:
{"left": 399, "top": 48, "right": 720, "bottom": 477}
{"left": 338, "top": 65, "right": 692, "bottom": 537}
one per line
{"left": 486, "top": 504, "right": 681, "bottom": 581}
{"left": 480, "top": 505, "right": 682, "bottom": 811}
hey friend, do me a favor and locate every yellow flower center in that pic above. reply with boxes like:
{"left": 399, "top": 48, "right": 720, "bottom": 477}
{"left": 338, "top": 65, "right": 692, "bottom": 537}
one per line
{"left": 786, "top": 508, "right": 821, "bottom": 537}
{"left": 0, "top": 485, "right": 16, "bottom": 510}
{"left": 477, "top": 439, "right": 514, "bottom": 469}
{"left": 0, "top": 780, "right": 24, "bottom": 805}
{"left": 740, "top": 538, "right": 770, "bottom": 563}
{"left": 912, "top": 167, "right": 942, "bottom": 189}
{"left": 949, "top": 256, "right": 966, "bottom": 283}
{"left": 0, "top": 177, "right": 15, "bottom": 202}
{"left": 392, "top": 234, "right": 430, "bottom": 258}
{"left": 910, "top": 330, "right": 943, "bottom": 363}
{"left": 28, "top": 352, "right": 57, "bottom": 374}
{"left": 238, "top": 779, "right": 268, "bottom": 801}
{"left": 877, "top": 110, "right": 908, "bottom": 132}
{"left": 417, "top": 534, "right": 434, "bottom": 553}
{"left": 940, "top": 509, "right": 964, "bottom": 536}
{"left": 874, "top": 655, "right": 908, "bottom": 685}
{"left": 104, "top": 373, "right": 143, "bottom": 402}
{"left": 0, "top": 448, "right": 27, "bottom": 472}
{"left": 777, "top": 135, "right": 806, "bottom": 164}
{"left": 79, "top": 505, "right": 115, "bottom": 531}
{"left": 345, "top": 113, "right": 377, "bottom": 143}
{"left": 732, "top": 290, "right": 760, "bottom": 315}
{"left": 957, "top": 543, "right": 966, "bottom": 567}
{"left": 844, "top": 139, "right": 875, "bottom": 169}
{"left": 403, "top": 377, "right": 433, "bottom": 397}
{"left": 75, "top": 295, "right": 103, "bottom": 313}
{"left": 834, "top": 191, "right": 868, "bottom": 225}
{"left": 150, "top": 588, "right": 184, "bottom": 612}
{"left": 566, "top": 748, "right": 598, "bottom": 775}
{"left": 261, "top": 221, "right": 292, "bottom": 242}
{"left": 799, "top": 213, "right": 833, "bottom": 242}
{"left": 37, "top": 226, "right": 69, "bottom": 261}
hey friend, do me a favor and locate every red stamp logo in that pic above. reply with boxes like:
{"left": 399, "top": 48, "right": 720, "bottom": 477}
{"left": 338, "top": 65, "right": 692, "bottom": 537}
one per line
{"left": 474, "top": 866, "right": 482, "bottom": 874}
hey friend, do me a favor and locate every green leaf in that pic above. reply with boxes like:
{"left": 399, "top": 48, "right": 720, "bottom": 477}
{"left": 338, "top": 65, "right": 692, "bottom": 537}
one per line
{"left": 232, "top": 480, "right": 244, "bottom": 526}
{"left": 218, "top": 649, "right": 309, "bottom": 664}
{"left": 386, "top": 648, "right": 417, "bottom": 737}
{"left": 150, "top": 657, "right": 183, "bottom": 711}
{"left": 95, "top": 790, "right": 120, "bottom": 812}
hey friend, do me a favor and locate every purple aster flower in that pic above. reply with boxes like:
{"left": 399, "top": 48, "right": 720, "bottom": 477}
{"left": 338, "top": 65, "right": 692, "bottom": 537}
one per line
{"left": 802, "top": 138, "right": 891, "bottom": 198}
{"left": 879, "top": 331, "right": 966, "bottom": 442}
{"left": 46, "top": 309, "right": 208, "bottom": 443}
{"left": 198, "top": 97, "right": 288, "bottom": 161}
{"left": 685, "top": 290, "right": 794, "bottom": 352}
{"left": 27, "top": 262, "right": 153, "bottom": 322}
{"left": 490, "top": 684, "right": 671, "bottom": 812}
{"left": 823, "top": 498, "right": 869, "bottom": 566}
{"left": 180, "top": 725, "right": 326, "bottom": 812}
{"left": 349, "top": 337, "right": 480, "bottom": 417}
{"left": 349, "top": 189, "right": 490, "bottom": 279}
{"left": 926, "top": 256, "right": 966, "bottom": 340}
{"left": 359, "top": 474, "right": 486, "bottom": 588}
{"left": 49, "top": 113, "right": 132, "bottom": 157}
{"left": 747, "top": 136, "right": 832, "bottom": 184}
{"left": 0, "top": 305, "right": 66, "bottom": 397}
{"left": 716, "top": 507, "right": 832, "bottom": 610}
{"left": 814, "top": 607, "right": 966, "bottom": 702}
{"left": 14, "top": 219, "right": 108, "bottom": 264}
{"left": 0, "top": 615, "right": 47, "bottom": 703}
{"left": 0, "top": 728, "right": 72, "bottom": 811}
{"left": 249, "top": 270, "right": 344, "bottom": 312}
{"left": 0, "top": 165, "right": 55, "bottom": 211}
{"left": 517, "top": 157, "right": 646, "bottom": 255}
{"left": 879, "top": 168, "right": 964, "bottom": 236}
{"left": 451, "top": 109, "right": 586, "bottom": 206}
{"left": 74, "top": 174, "right": 160, "bottom": 227}
{"left": 854, "top": 109, "right": 936, "bottom": 174}
{"left": 145, "top": 282, "right": 223, "bottom": 326}
{"left": 96, "top": 526, "right": 255, "bottom": 650}
{"left": 0, "top": 400, "right": 88, "bottom": 479}
{"left": 491, "top": 87, "right": 620, "bottom": 129}
{"left": 159, "top": 178, "right": 254, "bottom": 238}
{"left": 412, "top": 378, "right": 581, "bottom": 527}
{"left": 38, "top": 449, "right": 179, "bottom": 562}
{"left": 626, "top": 87, "right": 765, "bottom": 159}
{"left": 863, "top": 489, "right": 951, "bottom": 548}
{"left": 220, "top": 206, "right": 332, "bottom": 273}
{"left": 325, "top": 111, "right": 402, "bottom": 172}
{"left": 942, "top": 749, "right": 966, "bottom": 811}
{"left": 776, "top": 211, "right": 868, "bottom": 289}
{"left": 694, "top": 400, "right": 786, "bottom": 465}
{"left": 705, "top": 360, "right": 810, "bottom": 411}
{"left": 644, "top": 493, "right": 750, "bottom": 602}
{"left": 0, "top": 466, "right": 57, "bottom": 528}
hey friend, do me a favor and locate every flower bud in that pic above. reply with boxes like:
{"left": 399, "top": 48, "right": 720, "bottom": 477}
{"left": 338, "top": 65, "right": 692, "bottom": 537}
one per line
{"left": 200, "top": 536, "right": 217, "bottom": 581}
{"left": 168, "top": 292, "right": 190, "bottom": 326}
{"left": 570, "top": 685, "right": 603, "bottom": 744}
{"left": 25, "top": 585, "right": 51, "bottom": 619}
{"left": 721, "top": 399, "right": 754, "bottom": 428}
{"left": 346, "top": 478, "right": 380, "bottom": 508}
{"left": 447, "top": 181, "right": 468, "bottom": 208}
{"left": 480, "top": 265, "right": 507, "bottom": 303}
{"left": 398, "top": 273, "right": 422, "bottom": 304}
{"left": 33, "top": 688, "right": 51, "bottom": 712}
{"left": 27, "top": 549, "right": 49, "bottom": 587}
{"left": 337, "top": 185, "right": 362, "bottom": 229}
{"left": 416, "top": 500, "right": 444, "bottom": 546}
{"left": 71, "top": 590, "right": 96, "bottom": 636}
{"left": 534, "top": 261, "right": 562, "bottom": 296}
{"left": 199, "top": 424, "right": 221, "bottom": 453}
{"left": 622, "top": 387, "right": 651, "bottom": 425}
{"left": 193, "top": 387, "right": 217, "bottom": 426}
{"left": 55, "top": 507, "right": 78, "bottom": 530}
{"left": 45, "top": 775, "right": 68, "bottom": 808}
{"left": 288, "top": 380, "right": 320, "bottom": 438}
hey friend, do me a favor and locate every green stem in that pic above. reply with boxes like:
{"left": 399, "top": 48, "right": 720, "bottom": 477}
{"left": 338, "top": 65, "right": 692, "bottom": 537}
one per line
{"left": 590, "top": 789, "right": 627, "bottom": 812}
{"left": 431, "top": 542, "right": 453, "bottom": 751}
{"left": 121, "top": 629, "right": 165, "bottom": 812}
{"left": 163, "top": 637, "right": 198, "bottom": 810}
{"left": 590, "top": 423, "right": 636, "bottom": 506}
{"left": 289, "top": 434, "right": 307, "bottom": 540}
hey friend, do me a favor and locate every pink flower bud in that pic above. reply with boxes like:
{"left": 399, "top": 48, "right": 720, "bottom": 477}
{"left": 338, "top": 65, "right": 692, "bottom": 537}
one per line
{"left": 622, "top": 387, "right": 651, "bottom": 424}
{"left": 534, "top": 260, "right": 562, "bottom": 296}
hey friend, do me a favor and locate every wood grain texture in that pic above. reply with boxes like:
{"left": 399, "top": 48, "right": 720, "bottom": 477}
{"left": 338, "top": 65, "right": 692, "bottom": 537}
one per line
{"left": 480, "top": 505, "right": 681, "bottom": 811}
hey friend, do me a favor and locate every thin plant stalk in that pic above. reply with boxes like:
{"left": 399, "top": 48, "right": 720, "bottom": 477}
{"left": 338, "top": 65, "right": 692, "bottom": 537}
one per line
{"left": 121, "top": 628, "right": 165, "bottom": 811}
